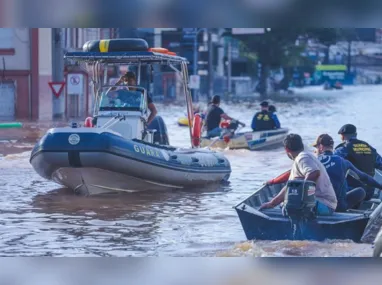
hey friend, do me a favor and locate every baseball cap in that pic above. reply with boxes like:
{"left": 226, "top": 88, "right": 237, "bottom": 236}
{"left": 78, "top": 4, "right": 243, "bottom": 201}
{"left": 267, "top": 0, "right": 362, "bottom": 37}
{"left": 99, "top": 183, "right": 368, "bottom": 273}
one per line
{"left": 313, "top": 134, "right": 334, "bottom": 147}
{"left": 338, "top": 124, "right": 357, "bottom": 135}
{"left": 260, "top": 101, "right": 269, "bottom": 107}
{"left": 212, "top": 95, "right": 221, "bottom": 104}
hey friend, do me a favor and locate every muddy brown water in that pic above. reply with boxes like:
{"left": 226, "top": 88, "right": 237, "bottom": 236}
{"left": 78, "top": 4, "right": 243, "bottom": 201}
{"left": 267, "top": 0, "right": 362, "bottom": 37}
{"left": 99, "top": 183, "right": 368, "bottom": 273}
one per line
{"left": 0, "top": 86, "right": 381, "bottom": 256}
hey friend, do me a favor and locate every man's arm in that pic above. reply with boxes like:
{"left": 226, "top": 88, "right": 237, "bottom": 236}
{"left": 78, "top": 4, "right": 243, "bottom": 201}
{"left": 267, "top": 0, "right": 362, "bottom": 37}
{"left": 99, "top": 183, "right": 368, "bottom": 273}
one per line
{"left": 251, "top": 114, "right": 257, "bottom": 130}
{"left": 106, "top": 77, "right": 124, "bottom": 93}
{"left": 147, "top": 103, "right": 157, "bottom": 126}
{"left": 221, "top": 113, "right": 232, "bottom": 121}
{"left": 305, "top": 170, "right": 320, "bottom": 182}
{"left": 347, "top": 160, "right": 382, "bottom": 189}
{"left": 334, "top": 144, "right": 349, "bottom": 159}
{"left": 271, "top": 114, "right": 281, "bottom": 128}
{"left": 259, "top": 186, "right": 287, "bottom": 209}
{"left": 374, "top": 151, "right": 382, "bottom": 171}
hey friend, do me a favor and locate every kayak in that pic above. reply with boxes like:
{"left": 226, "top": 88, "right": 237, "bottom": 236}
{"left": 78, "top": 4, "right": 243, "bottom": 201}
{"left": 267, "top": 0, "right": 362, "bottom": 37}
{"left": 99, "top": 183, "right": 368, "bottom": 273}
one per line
{"left": 177, "top": 117, "right": 190, "bottom": 127}
{"left": 178, "top": 114, "right": 205, "bottom": 127}
{"left": 200, "top": 128, "right": 289, "bottom": 150}
{"left": 234, "top": 180, "right": 382, "bottom": 242}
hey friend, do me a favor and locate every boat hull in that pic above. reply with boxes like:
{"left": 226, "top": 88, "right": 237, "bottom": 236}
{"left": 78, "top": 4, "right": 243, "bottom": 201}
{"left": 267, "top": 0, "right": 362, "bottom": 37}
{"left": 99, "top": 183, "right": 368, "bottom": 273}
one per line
{"left": 30, "top": 128, "right": 231, "bottom": 195}
{"left": 234, "top": 182, "right": 382, "bottom": 242}
{"left": 200, "top": 128, "right": 289, "bottom": 150}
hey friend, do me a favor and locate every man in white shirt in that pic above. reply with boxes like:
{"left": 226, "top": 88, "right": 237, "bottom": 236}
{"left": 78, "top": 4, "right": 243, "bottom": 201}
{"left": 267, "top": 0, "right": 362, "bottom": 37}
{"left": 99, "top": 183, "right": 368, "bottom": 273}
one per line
{"left": 260, "top": 133, "right": 338, "bottom": 215}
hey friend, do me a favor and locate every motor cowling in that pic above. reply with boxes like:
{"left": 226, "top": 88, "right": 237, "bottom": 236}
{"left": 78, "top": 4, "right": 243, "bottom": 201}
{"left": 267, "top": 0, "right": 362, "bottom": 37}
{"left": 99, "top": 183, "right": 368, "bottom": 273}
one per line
{"left": 84, "top": 117, "right": 94, "bottom": 128}
{"left": 220, "top": 120, "right": 230, "bottom": 129}
{"left": 283, "top": 179, "right": 317, "bottom": 221}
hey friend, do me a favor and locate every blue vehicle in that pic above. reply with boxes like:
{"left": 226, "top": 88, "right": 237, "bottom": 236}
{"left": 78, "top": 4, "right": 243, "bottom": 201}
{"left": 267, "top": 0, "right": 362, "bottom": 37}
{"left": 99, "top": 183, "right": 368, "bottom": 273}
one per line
{"left": 30, "top": 39, "right": 231, "bottom": 195}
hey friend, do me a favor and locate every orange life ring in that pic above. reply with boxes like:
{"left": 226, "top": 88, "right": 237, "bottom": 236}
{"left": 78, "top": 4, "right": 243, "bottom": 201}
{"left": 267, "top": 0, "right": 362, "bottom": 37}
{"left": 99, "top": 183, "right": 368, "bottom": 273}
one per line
{"left": 84, "top": 117, "right": 93, "bottom": 127}
{"left": 267, "top": 169, "right": 291, "bottom": 185}
{"left": 192, "top": 114, "right": 202, "bottom": 147}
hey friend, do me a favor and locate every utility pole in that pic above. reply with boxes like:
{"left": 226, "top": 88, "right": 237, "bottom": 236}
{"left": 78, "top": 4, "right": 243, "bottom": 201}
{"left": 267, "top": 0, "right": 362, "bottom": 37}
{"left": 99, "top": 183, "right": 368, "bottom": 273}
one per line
{"left": 347, "top": 40, "right": 352, "bottom": 72}
{"left": 51, "top": 28, "right": 65, "bottom": 120}
{"left": 227, "top": 39, "right": 232, "bottom": 93}
{"left": 207, "top": 29, "right": 214, "bottom": 102}
{"left": 193, "top": 30, "right": 198, "bottom": 102}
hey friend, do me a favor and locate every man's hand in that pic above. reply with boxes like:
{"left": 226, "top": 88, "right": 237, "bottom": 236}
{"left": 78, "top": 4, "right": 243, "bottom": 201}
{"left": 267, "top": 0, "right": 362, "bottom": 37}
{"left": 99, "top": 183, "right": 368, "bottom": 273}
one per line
{"left": 259, "top": 201, "right": 275, "bottom": 210}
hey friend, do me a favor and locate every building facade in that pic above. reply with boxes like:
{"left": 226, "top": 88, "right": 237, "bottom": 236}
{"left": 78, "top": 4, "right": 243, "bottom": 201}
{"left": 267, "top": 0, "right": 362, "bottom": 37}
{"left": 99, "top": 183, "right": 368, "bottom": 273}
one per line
{"left": 0, "top": 28, "right": 115, "bottom": 121}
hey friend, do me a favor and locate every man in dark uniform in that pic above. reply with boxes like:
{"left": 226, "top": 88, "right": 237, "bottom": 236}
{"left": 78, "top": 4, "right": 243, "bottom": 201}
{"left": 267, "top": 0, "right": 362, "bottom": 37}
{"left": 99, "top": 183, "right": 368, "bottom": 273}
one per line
{"left": 251, "top": 101, "right": 280, "bottom": 132}
{"left": 314, "top": 134, "right": 382, "bottom": 212}
{"left": 334, "top": 124, "right": 382, "bottom": 201}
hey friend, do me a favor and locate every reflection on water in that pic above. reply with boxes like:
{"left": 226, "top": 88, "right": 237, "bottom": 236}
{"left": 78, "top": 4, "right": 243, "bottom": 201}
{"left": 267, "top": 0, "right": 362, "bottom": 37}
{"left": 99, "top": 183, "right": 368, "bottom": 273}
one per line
{"left": 1, "top": 85, "right": 382, "bottom": 256}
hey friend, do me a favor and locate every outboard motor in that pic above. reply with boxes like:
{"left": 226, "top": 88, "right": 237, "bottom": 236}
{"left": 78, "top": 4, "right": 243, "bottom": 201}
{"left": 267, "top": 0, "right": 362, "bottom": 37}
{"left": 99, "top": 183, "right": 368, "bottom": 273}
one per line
{"left": 283, "top": 179, "right": 317, "bottom": 239}
{"left": 147, "top": 116, "right": 170, "bottom": 145}
{"left": 220, "top": 119, "right": 240, "bottom": 138}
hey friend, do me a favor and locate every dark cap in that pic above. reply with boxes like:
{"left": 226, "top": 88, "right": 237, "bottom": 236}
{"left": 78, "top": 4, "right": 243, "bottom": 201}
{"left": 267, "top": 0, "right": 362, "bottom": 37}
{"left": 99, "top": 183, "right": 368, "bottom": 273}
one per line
{"left": 269, "top": 105, "right": 276, "bottom": 112}
{"left": 338, "top": 124, "right": 357, "bottom": 135}
{"left": 260, "top": 101, "right": 269, "bottom": 107}
{"left": 313, "top": 134, "right": 334, "bottom": 147}
{"left": 212, "top": 95, "right": 221, "bottom": 104}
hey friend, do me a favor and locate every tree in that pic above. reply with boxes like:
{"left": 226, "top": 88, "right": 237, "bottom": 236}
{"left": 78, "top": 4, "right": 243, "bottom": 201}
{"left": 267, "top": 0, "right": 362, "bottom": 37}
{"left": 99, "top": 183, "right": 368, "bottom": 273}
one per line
{"left": 225, "top": 28, "right": 341, "bottom": 98}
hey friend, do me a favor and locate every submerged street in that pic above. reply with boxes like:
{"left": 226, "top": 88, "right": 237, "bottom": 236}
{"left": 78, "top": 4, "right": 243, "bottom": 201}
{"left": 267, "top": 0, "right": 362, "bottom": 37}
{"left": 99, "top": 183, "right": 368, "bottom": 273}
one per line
{"left": 0, "top": 85, "right": 381, "bottom": 256}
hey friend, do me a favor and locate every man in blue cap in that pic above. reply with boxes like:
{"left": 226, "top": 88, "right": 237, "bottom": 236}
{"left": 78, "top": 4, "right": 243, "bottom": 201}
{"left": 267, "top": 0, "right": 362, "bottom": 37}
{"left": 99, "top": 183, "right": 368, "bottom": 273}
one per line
{"left": 335, "top": 124, "right": 382, "bottom": 201}
{"left": 251, "top": 101, "right": 280, "bottom": 132}
{"left": 314, "top": 134, "right": 382, "bottom": 211}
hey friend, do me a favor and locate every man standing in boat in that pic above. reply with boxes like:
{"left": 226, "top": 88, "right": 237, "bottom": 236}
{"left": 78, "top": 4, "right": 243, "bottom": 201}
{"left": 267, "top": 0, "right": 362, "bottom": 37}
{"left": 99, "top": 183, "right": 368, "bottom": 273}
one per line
{"left": 108, "top": 71, "right": 158, "bottom": 125}
{"left": 313, "top": 134, "right": 382, "bottom": 212}
{"left": 251, "top": 101, "right": 280, "bottom": 132}
{"left": 259, "top": 134, "right": 338, "bottom": 215}
{"left": 335, "top": 124, "right": 382, "bottom": 202}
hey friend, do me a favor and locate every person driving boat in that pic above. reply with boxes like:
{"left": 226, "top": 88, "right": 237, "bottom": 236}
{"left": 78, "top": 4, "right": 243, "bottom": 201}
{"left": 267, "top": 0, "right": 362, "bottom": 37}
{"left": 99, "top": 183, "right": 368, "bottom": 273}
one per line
{"left": 107, "top": 71, "right": 157, "bottom": 125}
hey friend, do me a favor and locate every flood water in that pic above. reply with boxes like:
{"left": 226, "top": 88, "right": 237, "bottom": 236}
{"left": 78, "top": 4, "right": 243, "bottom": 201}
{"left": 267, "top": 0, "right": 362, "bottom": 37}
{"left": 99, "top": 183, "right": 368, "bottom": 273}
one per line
{"left": 1, "top": 85, "right": 382, "bottom": 256}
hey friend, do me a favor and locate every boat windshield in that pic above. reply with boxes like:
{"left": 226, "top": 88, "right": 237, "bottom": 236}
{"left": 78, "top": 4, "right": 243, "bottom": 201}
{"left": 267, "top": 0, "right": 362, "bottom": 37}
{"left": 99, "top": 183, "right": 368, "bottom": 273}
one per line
{"left": 99, "top": 87, "right": 146, "bottom": 112}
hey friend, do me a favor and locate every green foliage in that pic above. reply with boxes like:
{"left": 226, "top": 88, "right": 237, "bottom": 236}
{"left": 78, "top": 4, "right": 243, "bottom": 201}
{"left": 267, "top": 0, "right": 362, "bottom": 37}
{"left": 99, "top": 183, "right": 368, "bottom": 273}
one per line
{"left": 227, "top": 28, "right": 342, "bottom": 69}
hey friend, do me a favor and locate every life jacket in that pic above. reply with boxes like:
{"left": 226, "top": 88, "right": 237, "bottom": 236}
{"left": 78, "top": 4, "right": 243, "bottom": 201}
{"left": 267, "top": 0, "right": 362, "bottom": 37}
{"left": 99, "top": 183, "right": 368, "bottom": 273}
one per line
{"left": 336, "top": 139, "right": 376, "bottom": 176}
{"left": 253, "top": 110, "right": 275, "bottom": 131}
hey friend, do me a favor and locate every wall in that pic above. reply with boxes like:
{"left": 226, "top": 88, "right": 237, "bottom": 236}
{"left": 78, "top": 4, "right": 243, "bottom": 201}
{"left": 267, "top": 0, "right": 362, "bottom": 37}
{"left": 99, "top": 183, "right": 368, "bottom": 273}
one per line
{"left": 0, "top": 28, "right": 31, "bottom": 120}
{"left": 37, "top": 28, "right": 53, "bottom": 121}
{"left": 0, "top": 28, "right": 30, "bottom": 70}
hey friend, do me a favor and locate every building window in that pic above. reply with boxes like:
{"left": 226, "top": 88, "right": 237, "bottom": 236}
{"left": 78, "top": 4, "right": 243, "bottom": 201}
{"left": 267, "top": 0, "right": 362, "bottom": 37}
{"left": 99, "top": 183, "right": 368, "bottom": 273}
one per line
{"left": 0, "top": 28, "right": 15, "bottom": 55}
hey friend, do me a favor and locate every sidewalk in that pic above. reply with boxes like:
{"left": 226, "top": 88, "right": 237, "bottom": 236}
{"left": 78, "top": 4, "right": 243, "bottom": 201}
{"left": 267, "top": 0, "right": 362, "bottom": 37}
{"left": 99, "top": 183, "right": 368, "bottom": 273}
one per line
{"left": 0, "top": 120, "right": 68, "bottom": 156}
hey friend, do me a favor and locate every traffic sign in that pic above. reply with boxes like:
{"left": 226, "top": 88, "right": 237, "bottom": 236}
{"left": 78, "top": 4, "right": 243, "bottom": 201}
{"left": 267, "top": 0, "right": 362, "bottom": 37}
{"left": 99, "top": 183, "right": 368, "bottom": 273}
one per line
{"left": 189, "top": 75, "right": 200, "bottom": 89}
{"left": 69, "top": 75, "right": 80, "bottom": 85}
{"left": 67, "top": 73, "right": 84, "bottom": 94}
{"left": 48, "top": 82, "right": 65, "bottom": 98}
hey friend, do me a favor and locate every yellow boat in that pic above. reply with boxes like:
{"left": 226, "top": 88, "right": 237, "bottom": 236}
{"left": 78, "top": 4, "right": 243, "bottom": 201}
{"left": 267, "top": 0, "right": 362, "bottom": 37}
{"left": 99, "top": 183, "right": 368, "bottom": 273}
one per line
{"left": 177, "top": 117, "right": 190, "bottom": 127}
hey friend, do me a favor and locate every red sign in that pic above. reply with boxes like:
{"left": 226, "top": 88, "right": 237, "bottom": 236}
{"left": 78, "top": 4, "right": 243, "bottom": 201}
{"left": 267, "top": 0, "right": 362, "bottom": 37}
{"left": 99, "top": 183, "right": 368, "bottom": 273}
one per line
{"left": 48, "top": 82, "right": 65, "bottom": 98}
